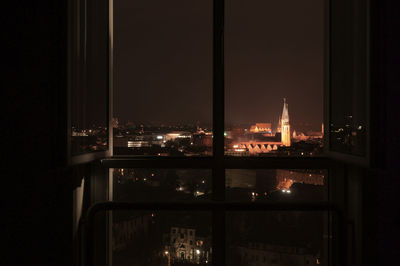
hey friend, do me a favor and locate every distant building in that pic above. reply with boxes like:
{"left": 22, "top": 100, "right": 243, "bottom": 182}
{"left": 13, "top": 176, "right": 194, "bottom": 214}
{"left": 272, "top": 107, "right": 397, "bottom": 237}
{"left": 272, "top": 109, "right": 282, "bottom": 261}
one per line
{"left": 170, "top": 227, "right": 197, "bottom": 261}
{"left": 237, "top": 143, "right": 279, "bottom": 155}
{"left": 236, "top": 242, "right": 319, "bottom": 266}
{"left": 193, "top": 132, "right": 213, "bottom": 147}
{"left": 167, "top": 227, "right": 210, "bottom": 263}
{"left": 227, "top": 98, "right": 292, "bottom": 155}
{"left": 275, "top": 169, "right": 325, "bottom": 191}
{"left": 292, "top": 130, "right": 323, "bottom": 142}
{"left": 250, "top": 123, "right": 272, "bottom": 134}
{"left": 112, "top": 117, "right": 119, "bottom": 129}
{"left": 164, "top": 131, "right": 192, "bottom": 142}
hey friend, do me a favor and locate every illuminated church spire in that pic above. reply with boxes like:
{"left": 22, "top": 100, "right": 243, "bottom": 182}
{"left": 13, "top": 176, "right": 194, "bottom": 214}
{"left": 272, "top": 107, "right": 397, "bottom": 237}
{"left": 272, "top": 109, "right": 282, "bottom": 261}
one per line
{"left": 281, "top": 98, "right": 291, "bottom": 146}
{"left": 281, "top": 98, "right": 289, "bottom": 122}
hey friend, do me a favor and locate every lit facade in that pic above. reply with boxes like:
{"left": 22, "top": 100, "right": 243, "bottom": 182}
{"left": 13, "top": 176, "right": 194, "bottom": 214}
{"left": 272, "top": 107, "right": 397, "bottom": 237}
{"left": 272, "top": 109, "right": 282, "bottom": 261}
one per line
{"left": 170, "top": 227, "right": 197, "bottom": 261}
{"left": 250, "top": 123, "right": 272, "bottom": 134}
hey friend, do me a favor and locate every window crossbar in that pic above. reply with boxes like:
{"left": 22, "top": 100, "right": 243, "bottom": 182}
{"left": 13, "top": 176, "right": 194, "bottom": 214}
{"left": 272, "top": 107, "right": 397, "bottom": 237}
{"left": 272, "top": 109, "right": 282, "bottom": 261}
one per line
{"left": 101, "top": 156, "right": 334, "bottom": 169}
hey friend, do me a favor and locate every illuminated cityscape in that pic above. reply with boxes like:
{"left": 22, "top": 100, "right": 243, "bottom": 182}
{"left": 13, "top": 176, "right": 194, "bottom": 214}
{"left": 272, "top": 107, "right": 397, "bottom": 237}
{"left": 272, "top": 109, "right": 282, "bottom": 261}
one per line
{"left": 72, "top": 98, "right": 326, "bottom": 157}
{"left": 4, "top": 0, "right": 395, "bottom": 262}
{"left": 66, "top": 0, "right": 360, "bottom": 265}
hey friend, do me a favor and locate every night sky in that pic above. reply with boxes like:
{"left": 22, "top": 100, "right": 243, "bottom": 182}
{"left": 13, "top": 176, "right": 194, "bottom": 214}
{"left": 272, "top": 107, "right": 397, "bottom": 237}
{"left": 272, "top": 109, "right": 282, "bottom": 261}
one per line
{"left": 114, "top": 0, "right": 323, "bottom": 130}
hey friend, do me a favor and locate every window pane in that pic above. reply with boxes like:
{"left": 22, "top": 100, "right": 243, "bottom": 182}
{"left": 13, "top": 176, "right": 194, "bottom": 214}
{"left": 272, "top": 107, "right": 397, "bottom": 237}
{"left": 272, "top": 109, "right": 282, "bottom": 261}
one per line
{"left": 71, "top": 0, "right": 109, "bottom": 155}
{"left": 113, "top": 169, "right": 212, "bottom": 201}
{"left": 226, "top": 169, "right": 327, "bottom": 202}
{"left": 329, "top": 0, "right": 368, "bottom": 156}
{"left": 225, "top": 0, "right": 324, "bottom": 157}
{"left": 113, "top": 211, "right": 212, "bottom": 266}
{"left": 227, "top": 211, "right": 330, "bottom": 266}
{"left": 113, "top": 0, "right": 213, "bottom": 156}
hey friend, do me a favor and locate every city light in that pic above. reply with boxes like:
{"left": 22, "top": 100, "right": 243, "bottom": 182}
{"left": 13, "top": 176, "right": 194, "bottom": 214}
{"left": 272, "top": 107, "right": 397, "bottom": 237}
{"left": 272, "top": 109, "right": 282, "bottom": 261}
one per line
{"left": 108, "top": 96, "right": 323, "bottom": 157}
{"left": 196, "top": 249, "right": 200, "bottom": 255}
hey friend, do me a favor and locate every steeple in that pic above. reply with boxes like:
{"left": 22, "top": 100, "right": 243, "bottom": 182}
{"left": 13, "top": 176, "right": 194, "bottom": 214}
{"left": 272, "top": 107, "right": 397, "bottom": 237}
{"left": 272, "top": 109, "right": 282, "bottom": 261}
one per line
{"left": 281, "top": 98, "right": 289, "bottom": 123}
{"left": 281, "top": 98, "right": 291, "bottom": 146}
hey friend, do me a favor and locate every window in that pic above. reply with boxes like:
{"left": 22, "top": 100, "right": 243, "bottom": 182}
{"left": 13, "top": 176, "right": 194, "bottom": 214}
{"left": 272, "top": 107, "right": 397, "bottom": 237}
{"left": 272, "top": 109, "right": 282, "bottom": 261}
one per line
{"left": 74, "top": 0, "right": 371, "bottom": 265}
{"left": 113, "top": 0, "right": 213, "bottom": 157}
{"left": 225, "top": 0, "right": 324, "bottom": 158}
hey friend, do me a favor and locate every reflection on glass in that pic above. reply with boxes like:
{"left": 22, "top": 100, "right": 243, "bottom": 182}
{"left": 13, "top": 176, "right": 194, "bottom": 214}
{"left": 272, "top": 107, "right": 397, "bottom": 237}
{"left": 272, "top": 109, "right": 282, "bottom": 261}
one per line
{"left": 226, "top": 211, "right": 329, "bottom": 266}
{"left": 329, "top": 115, "right": 366, "bottom": 156}
{"left": 71, "top": 0, "right": 109, "bottom": 155}
{"left": 225, "top": 0, "right": 324, "bottom": 157}
{"left": 113, "top": 211, "right": 212, "bottom": 266}
{"left": 329, "top": 0, "right": 368, "bottom": 156}
{"left": 226, "top": 169, "right": 327, "bottom": 202}
{"left": 113, "top": 0, "right": 213, "bottom": 156}
{"left": 113, "top": 169, "right": 212, "bottom": 202}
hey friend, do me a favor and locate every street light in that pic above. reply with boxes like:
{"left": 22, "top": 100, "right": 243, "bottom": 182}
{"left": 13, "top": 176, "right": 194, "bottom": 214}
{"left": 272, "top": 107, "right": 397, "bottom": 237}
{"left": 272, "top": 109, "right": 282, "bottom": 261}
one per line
{"left": 164, "top": 250, "right": 170, "bottom": 266}
{"left": 195, "top": 249, "right": 201, "bottom": 264}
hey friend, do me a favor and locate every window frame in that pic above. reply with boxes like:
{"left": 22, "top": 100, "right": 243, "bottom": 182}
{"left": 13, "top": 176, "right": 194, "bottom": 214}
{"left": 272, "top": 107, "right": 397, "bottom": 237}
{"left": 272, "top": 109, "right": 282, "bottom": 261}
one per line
{"left": 72, "top": 0, "right": 372, "bottom": 265}
{"left": 68, "top": 0, "right": 113, "bottom": 166}
{"left": 324, "top": 0, "right": 371, "bottom": 167}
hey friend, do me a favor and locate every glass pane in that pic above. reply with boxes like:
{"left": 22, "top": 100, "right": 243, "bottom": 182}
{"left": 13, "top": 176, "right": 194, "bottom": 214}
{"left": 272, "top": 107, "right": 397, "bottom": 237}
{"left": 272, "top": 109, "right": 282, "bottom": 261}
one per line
{"left": 329, "top": 0, "right": 367, "bottom": 156}
{"left": 113, "top": 0, "right": 213, "bottom": 156}
{"left": 113, "top": 211, "right": 212, "bottom": 266}
{"left": 226, "top": 169, "right": 327, "bottom": 202}
{"left": 227, "top": 211, "right": 330, "bottom": 266}
{"left": 113, "top": 169, "right": 212, "bottom": 201}
{"left": 225, "top": 0, "right": 324, "bottom": 157}
{"left": 71, "top": 0, "right": 109, "bottom": 155}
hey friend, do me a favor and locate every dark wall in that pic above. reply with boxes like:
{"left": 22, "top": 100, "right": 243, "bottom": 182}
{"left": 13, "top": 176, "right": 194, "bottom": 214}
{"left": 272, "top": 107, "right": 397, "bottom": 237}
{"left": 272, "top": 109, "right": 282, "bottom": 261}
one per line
{"left": 2, "top": 1, "right": 72, "bottom": 264}
{"left": 1, "top": 0, "right": 399, "bottom": 265}
{"left": 370, "top": 0, "right": 400, "bottom": 265}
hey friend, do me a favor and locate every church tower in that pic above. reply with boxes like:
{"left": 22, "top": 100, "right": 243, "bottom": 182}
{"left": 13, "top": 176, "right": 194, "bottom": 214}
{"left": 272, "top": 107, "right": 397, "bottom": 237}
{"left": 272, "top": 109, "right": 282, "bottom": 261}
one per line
{"left": 281, "top": 98, "right": 291, "bottom": 146}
